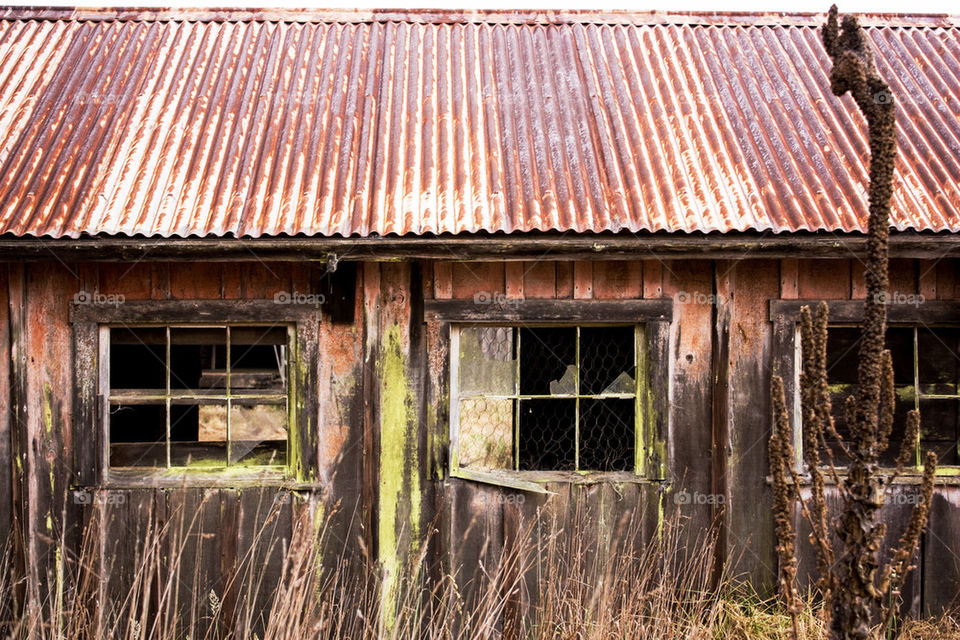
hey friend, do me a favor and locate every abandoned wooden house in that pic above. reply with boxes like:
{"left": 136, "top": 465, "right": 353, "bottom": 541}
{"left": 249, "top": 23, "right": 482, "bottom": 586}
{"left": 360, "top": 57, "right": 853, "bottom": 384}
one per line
{"left": 1, "top": 6, "right": 960, "bottom": 628}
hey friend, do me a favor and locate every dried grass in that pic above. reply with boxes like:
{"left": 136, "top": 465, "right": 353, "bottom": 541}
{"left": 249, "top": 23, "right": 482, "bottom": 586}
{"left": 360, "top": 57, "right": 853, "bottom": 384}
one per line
{"left": 0, "top": 493, "right": 955, "bottom": 640}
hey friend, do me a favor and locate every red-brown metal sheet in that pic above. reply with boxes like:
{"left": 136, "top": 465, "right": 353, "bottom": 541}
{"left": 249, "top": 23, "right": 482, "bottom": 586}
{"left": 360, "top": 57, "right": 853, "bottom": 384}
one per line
{"left": 0, "top": 10, "right": 956, "bottom": 238}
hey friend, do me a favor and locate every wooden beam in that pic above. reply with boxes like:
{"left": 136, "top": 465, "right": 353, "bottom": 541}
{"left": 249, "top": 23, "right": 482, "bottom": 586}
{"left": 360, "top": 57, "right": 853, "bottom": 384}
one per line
{"left": 424, "top": 299, "right": 672, "bottom": 323}
{"left": 769, "top": 299, "right": 958, "bottom": 324}
{"left": 2, "top": 231, "right": 959, "bottom": 262}
{"left": 70, "top": 300, "right": 320, "bottom": 324}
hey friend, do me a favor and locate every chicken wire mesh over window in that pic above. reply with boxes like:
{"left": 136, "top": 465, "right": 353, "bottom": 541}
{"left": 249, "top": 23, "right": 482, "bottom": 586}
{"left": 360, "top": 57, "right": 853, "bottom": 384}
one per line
{"left": 453, "top": 325, "right": 638, "bottom": 473}
{"left": 824, "top": 325, "right": 960, "bottom": 467}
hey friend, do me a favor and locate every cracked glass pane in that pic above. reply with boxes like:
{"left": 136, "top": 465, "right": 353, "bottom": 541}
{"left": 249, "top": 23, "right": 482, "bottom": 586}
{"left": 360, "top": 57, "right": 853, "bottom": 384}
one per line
{"left": 548, "top": 365, "right": 577, "bottom": 395}
{"left": 458, "top": 397, "right": 514, "bottom": 469}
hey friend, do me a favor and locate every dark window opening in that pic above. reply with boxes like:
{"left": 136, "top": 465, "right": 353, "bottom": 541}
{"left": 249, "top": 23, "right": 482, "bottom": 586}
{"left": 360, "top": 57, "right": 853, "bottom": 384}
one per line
{"left": 457, "top": 325, "right": 637, "bottom": 473}
{"left": 107, "top": 325, "right": 290, "bottom": 470}
{"left": 825, "top": 326, "right": 960, "bottom": 466}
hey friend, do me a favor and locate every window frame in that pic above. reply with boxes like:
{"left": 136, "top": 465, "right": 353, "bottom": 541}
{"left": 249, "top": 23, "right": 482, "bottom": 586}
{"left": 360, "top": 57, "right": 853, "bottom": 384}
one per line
{"left": 769, "top": 299, "right": 960, "bottom": 476}
{"left": 102, "top": 323, "right": 293, "bottom": 471}
{"left": 425, "top": 299, "right": 672, "bottom": 490}
{"left": 71, "top": 300, "right": 320, "bottom": 487}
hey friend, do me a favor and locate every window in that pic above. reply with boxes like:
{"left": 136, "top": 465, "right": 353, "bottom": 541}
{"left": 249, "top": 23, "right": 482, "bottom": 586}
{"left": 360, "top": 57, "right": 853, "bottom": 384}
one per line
{"left": 451, "top": 325, "right": 639, "bottom": 474}
{"left": 106, "top": 325, "right": 291, "bottom": 469}
{"left": 826, "top": 325, "right": 960, "bottom": 466}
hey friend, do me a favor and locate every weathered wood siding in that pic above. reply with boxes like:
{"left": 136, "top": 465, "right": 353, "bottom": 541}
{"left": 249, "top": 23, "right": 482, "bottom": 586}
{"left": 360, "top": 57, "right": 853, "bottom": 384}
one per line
{"left": 1, "top": 261, "right": 366, "bottom": 636}
{"left": 2, "top": 256, "right": 960, "bottom": 626}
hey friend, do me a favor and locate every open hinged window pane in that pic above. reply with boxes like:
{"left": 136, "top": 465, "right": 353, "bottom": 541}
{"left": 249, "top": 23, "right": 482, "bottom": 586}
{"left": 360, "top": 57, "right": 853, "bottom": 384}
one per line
{"left": 452, "top": 324, "right": 640, "bottom": 477}
{"left": 106, "top": 324, "right": 291, "bottom": 471}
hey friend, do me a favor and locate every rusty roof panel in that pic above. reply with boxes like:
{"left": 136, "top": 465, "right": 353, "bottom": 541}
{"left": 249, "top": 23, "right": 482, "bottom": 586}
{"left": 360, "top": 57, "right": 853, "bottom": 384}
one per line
{"left": 0, "top": 10, "right": 956, "bottom": 238}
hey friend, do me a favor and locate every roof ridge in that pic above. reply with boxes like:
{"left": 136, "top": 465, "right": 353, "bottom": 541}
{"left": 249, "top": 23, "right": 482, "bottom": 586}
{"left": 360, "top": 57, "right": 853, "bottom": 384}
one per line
{"left": 0, "top": 6, "right": 957, "bottom": 28}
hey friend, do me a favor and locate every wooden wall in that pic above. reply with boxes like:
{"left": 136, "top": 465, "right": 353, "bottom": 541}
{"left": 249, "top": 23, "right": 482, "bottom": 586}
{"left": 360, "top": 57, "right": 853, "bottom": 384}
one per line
{"left": 0, "top": 261, "right": 367, "bottom": 636}
{"left": 3, "top": 256, "right": 960, "bottom": 630}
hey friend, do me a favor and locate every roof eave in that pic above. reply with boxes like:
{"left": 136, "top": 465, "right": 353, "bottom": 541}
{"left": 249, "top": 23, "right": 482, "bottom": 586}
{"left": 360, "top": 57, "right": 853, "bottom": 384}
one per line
{"left": 0, "top": 229, "right": 956, "bottom": 262}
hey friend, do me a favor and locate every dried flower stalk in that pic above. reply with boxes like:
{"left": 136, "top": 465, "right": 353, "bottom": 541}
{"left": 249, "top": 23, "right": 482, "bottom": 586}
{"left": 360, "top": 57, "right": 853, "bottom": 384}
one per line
{"left": 769, "top": 6, "right": 938, "bottom": 640}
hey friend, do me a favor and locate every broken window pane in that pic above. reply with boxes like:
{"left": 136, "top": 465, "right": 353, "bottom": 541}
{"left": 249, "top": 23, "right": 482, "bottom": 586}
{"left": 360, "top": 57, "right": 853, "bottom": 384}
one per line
{"left": 580, "top": 326, "right": 635, "bottom": 395}
{"left": 919, "top": 398, "right": 959, "bottom": 465}
{"left": 455, "top": 324, "right": 638, "bottom": 474}
{"left": 548, "top": 365, "right": 577, "bottom": 395}
{"left": 519, "top": 327, "right": 575, "bottom": 395}
{"left": 170, "top": 327, "right": 227, "bottom": 391}
{"left": 826, "top": 327, "right": 914, "bottom": 465}
{"left": 457, "top": 397, "right": 514, "bottom": 470}
{"left": 579, "top": 399, "right": 635, "bottom": 471}
{"left": 459, "top": 327, "right": 516, "bottom": 396}
{"left": 172, "top": 401, "right": 227, "bottom": 467}
{"left": 108, "top": 404, "right": 166, "bottom": 467}
{"left": 110, "top": 328, "right": 166, "bottom": 390}
{"left": 230, "top": 326, "right": 287, "bottom": 393}
{"left": 228, "top": 401, "right": 288, "bottom": 465}
{"left": 826, "top": 325, "right": 960, "bottom": 467}
{"left": 107, "top": 324, "right": 290, "bottom": 470}
{"left": 918, "top": 328, "right": 960, "bottom": 394}
{"left": 518, "top": 398, "right": 576, "bottom": 471}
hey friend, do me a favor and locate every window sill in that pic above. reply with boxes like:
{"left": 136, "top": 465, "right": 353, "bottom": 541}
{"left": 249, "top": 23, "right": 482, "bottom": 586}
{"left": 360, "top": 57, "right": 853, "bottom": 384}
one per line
{"left": 92, "top": 467, "right": 322, "bottom": 490}
{"left": 450, "top": 467, "right": 657, "bottom": 493}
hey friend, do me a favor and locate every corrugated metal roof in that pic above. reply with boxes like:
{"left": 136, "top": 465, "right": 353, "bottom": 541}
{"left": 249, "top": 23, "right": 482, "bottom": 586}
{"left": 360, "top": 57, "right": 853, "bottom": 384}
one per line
{"left": 0, "top": 9, "right": 957, "bottom": 238}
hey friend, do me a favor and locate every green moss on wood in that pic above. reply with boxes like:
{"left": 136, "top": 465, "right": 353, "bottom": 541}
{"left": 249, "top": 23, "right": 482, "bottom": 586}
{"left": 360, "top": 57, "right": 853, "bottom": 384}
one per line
{"left": 378, "top": 323, "right": 421, "bottom": 621}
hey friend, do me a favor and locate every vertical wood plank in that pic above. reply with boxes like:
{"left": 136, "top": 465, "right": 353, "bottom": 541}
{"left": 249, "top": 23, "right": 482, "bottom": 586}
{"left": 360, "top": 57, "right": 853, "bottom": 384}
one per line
{"left": 6, "top": 263, "right": 27, "bottom": 615}
{"left": 724, "top": 259, "right": 780, "bottom": 591}
{"left": 556, "top": 262, "right": 573, "bottom": 298}
{"left": 923, "top": 489, "right": 960, "bottom": 615}
{"left": 643, "top": 321, "right": 670, "bottom": 480}
{"left": 711, "top": 262, "right": 732, "bottom": 567}
{"left": 451, "top": 262, "right": 504, "bottom": 300}
{"left": 780, "top": 258, "right": 798, "bottom": 299}
{"left": 592, "top": 261, "right": 642, "bottom": 300}
{"left": 434, "top": 262, "right": 453, "bottom": 299}
{"left": 169, "top": 263, "right": 223, "bottom": 299}
{"left": 99, "top": 263, "right": 152, "bottom": 300}
{"left": 219, "top": 489, "right": 240, "bottom": 630}
{"left": 361, "top": 264, "right": 381, "bottom": 565}
{"left": 888, "top": 258, "right": 916, "bottom": 296}
{"left": 72, "top": 321, "right": 98, "bottom": 487}
{"left": 918, "top": 259, "right": 937, "bottom": 300}
{"left": 376, "top": 262, "right": 428, "bottom": 610}
{"left": 573, "top": 261, "right": 593, "bottom": 299}
{"left": 0, "top": 263, "right": 15, "bottom": 604}
{"left": 798, "top": 259, "right": 850, "bottom": 299}
{"left": 151, "top": 263, "right": 171, "bottom": 300}
{"left": 661, "top": 260, "right": 713, "bottom": 534}
{"left": 25, "top": 263, "right": 73, "bottom": 604}
{"left": 220, "top": 265, "right": 243, "bottom": 300}
{"left": 504, "top": 262, "right": 524, "bottom": 300}
{"left": 642, "top": 260, "right": 663, "bottom": 299}
{"left": 0, "top": 264, "right": 11, "bottom": 547}
{"left": 289, "top": 261, "right": 312, "bottom": 295}
{"left": 935, "top": 259, "right": 957, "bottom": 301}
{"left": 316, "top": 267, "right": 365, "bottom": 575}
{"left": 851, "top": 260, "right": 867, "bottom": 299}
{"left": 522, "top": 261, "right": 557, "bottom": 299}
{"left": 422, "top": 261, "right": 436, "bottom": 300}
